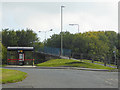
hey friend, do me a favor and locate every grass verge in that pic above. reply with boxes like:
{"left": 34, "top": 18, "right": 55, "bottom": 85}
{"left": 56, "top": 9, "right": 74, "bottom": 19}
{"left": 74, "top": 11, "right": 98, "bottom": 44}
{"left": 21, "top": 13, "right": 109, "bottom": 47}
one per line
{"left": 81, "top": 59, "right": 117, "bottom": 67}
{"left": 0, "top": 65, "right": 7, "bottom": 67}
{"left": 1, "top": 68, "right": 27, "bottom": 84}
{"left": 36, "top": 59, "right": 116, "bottom": 70}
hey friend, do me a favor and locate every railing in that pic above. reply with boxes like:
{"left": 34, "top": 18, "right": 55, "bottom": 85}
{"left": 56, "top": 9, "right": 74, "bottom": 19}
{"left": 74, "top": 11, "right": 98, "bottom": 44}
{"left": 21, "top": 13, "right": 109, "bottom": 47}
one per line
{"left": 38, "top": 46, "right": 71, "bottom": 57}
{"left": 7, "top": 59, "right": 33, "bottom": 63}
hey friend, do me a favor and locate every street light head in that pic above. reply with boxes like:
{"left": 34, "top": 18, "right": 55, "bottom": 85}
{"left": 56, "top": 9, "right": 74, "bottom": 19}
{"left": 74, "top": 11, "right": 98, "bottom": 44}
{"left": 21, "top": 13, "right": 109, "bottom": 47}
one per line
{"left": 50, "top": 29, "right": 53, "bottom": 31}
{"left": 69, "top": 24, "right": 74, "bottom": 26}
{"left": 69, "top": 24, "right": 79, "bottom": 26}
{"left": 61, "top": 6, "right": 65, "bottom": 8}
{"left": 39, "top": 31, "right": 41, "bottom": 32}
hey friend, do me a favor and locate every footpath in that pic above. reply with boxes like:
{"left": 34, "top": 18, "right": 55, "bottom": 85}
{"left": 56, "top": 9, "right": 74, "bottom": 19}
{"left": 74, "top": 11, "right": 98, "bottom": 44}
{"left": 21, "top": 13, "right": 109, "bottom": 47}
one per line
{"left": 4, "top": 65, "right": 118, "bottom": 72}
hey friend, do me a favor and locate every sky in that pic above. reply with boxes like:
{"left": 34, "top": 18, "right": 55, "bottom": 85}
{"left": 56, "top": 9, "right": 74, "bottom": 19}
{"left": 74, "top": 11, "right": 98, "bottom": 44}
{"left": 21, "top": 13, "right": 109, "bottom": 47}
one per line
{"left": 1, "top": 0, "right": 118, "bottom": 42}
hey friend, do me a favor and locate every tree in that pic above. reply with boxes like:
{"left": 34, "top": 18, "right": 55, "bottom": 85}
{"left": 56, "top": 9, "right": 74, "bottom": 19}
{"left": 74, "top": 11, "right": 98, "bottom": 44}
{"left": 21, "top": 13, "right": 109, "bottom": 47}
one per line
{"left": 45, "top": 30, "right": 118, "bottom": 65}
{"left": 1, "top": 43, "right": 7, "bottom": 64}
{"left": 2, "top": 28, "right": 39, "bottom": 47}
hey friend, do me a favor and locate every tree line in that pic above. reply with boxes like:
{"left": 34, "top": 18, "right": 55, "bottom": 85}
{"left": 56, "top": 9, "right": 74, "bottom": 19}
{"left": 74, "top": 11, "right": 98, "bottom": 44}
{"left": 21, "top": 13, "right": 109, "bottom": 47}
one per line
{"left": 1, "top": 28, "right": 120, "bottom": 66}
{"left": 2, "top": 28, "right": 39, "bottom": 47}
{"left": 1, "top": 28, "right": 43, "bottom": 64}
{"left": 45, "top": 31, "right": 120, "bottom": 65}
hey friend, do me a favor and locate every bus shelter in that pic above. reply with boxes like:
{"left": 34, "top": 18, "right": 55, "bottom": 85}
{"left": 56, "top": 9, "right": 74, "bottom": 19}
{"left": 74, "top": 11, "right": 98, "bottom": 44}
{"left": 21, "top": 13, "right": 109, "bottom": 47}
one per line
{"left": 7, "top": 47, "right": 34, "bottom": 66}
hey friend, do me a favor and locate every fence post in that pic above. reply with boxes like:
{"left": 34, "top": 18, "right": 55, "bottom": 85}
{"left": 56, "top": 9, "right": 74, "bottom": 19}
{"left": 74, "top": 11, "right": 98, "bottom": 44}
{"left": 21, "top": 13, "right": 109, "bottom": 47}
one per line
{"left": 72, "top": 53, "right": 74, "bottom": 58}
{"left": 117, "top": 59, "right": 119, "bottom": 69}
{"left": 80, "top": 53, "right": 83, "bottom": 61}
{"left": 104, "top": 56, "right": 107, "bottom": 66}
{"left": 92, "top": 54, "right": 94, "bottom": 63}
{"left": 7, "top": 51, "right": 8, "bottom": 65}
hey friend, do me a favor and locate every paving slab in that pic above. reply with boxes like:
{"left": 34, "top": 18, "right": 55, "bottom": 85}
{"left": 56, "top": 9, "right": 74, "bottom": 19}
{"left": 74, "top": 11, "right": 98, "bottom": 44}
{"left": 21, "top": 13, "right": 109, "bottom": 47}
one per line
{"left": 4, "top": 65, "right": 36, "bottom": 68}
{"left": 38, "top": 67, "right": 108, "bottom": 71}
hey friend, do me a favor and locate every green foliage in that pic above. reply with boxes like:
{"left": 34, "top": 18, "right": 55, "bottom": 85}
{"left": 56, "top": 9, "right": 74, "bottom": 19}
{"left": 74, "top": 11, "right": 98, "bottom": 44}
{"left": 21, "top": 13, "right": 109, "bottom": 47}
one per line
{"left": 2, "top": 28, "right": 43, "bottom": 64}
{"left": 1, "top": 68, "right": 27, "bottom": 84}
{"left": 1, "top": 28, "right": 119, "bottom": 65}
{"left": 2, "top": 44, "right": 7, "bottom": 64}
{"left": 45, "top": 31, "right": 74, "bottom": 49}
{"left": 45, "top": 31, "right": 119, "bottom": 64}
{"left": 2, "top": 28, "right": 39, "bottom": 47}
{"left": 0, "top": 43, "right": 7, "bottom": 64}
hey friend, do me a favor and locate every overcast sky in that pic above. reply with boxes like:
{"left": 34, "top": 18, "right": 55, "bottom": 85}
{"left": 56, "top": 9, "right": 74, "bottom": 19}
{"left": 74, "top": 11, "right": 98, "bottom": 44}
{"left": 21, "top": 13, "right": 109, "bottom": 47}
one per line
{"left": 1, "top": 1, "right": 118, "bottom": 41}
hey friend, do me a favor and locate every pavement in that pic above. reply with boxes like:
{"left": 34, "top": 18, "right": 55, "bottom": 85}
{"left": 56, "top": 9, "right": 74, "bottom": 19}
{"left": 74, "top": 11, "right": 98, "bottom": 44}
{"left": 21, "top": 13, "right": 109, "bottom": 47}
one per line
{"left": 36, "top": 66, "right": 111, "bottom": 72}
{"left": 2, "top": 67, "right": 118, "bottom": 88}
{"left": 4, "top": 65, "right": 118, "bottom": 72}
{"left": 4, "top": 65, "right": 36, "bottom": 68}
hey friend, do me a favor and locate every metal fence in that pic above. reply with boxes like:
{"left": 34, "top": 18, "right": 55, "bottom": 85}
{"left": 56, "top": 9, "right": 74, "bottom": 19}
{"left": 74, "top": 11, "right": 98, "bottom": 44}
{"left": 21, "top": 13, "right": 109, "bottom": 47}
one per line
{"left": 38, "top": 46, "right": 71, "bottom": 57}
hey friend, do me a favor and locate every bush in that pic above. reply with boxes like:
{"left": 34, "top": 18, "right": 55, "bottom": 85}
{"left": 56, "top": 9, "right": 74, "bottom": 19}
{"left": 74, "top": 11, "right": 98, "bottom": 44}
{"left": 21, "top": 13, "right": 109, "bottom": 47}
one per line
{"left": 2, "top": 44, "right": 7, "bottom": 64}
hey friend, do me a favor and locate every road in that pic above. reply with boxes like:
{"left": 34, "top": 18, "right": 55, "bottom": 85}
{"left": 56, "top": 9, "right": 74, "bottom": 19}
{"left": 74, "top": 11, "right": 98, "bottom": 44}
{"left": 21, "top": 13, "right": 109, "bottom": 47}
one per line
{"left": 2, "top": 67, "right": 118, "bottom": 88}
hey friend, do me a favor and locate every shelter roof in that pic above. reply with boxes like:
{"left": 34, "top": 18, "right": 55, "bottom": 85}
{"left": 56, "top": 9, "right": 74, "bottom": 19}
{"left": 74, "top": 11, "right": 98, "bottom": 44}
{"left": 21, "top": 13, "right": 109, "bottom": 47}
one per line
{"left": 7, "top": 47, "right": 34, "bottom": 51}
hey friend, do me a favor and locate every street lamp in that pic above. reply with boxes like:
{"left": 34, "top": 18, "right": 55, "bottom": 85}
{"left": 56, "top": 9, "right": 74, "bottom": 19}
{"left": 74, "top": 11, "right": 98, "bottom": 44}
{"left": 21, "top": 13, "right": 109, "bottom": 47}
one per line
{"left": 39, "top": 29, "right": 53, "bottom": 41}
{"left": 69, "top": 24, "right": 79, "bottom": 33}
{"left": 113, "top": 46, "right": 117, "bottom": 65}
{"left": 113, "top": 50, "right": 116, "bottom": 65}
{"left": 61, "top": 5, "right": 65, "bottom": 56}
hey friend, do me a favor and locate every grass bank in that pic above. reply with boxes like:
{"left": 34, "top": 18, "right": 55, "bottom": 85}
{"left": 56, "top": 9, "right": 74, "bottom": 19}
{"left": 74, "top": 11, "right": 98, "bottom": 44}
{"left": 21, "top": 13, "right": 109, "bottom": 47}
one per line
{"left": 1, "top": 68, "right": 27, "bottom": 84}
{"left": 0, "top": 65, "right": 7, "bottom": 67}
{"left": 36, "top": 59, "right": 116, "bottom": 70}
{"left": 81, "top": 59, "right": 117, "bottom": 67}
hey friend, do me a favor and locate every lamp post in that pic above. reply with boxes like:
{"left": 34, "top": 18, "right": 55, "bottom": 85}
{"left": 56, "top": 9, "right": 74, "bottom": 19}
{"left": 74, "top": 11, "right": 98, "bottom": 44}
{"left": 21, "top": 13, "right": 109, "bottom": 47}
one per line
{"left": 61, "top": 6, "right": 65, "bottom": 56}
{"left": 113, "top": 50, "right": 116, "bottom": 65}
{"left": 113, "top": 46, "right": 117, "bottom": 65}
{"left": 30, "top": 41, "right": 36, "bottom": 66}
{"left": 69, "top": 24, "right": 79, "bottom": 33}
{"left": 39, "top": 29, "right": 52, "bottom": 41}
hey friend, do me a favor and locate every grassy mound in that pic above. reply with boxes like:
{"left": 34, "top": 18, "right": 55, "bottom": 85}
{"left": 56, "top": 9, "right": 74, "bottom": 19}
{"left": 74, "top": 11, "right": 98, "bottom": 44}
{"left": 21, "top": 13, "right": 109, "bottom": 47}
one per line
{"left": 1, "top": 68, "right": 27, "bottom": 84}
{"left": 36, "top": 59, "right": 116, "bottom": 70}
{"left": 82, "top": 59, "right": 117, "bottom": 67}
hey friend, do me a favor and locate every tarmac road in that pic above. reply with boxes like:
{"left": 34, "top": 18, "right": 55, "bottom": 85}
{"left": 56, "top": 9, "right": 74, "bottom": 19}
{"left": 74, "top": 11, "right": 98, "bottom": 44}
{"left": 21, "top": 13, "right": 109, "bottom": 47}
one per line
{"left": 2, "top": 68, "right": 118, "bottom": 88}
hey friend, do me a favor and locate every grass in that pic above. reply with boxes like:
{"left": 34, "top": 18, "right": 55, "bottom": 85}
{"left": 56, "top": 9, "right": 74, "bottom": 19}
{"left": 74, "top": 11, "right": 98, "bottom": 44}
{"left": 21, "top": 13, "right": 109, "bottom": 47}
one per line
{"left": 36, "top": 59, "right": 116, "bottom": 70}
{"left": 81, "top": 59, "right": 117, "bottom": 67}
{"left": 1, "top": 68, "right": 27, "bottom": 84}
{"left": 0, "top": 65, "right": 7, "bottom": 67}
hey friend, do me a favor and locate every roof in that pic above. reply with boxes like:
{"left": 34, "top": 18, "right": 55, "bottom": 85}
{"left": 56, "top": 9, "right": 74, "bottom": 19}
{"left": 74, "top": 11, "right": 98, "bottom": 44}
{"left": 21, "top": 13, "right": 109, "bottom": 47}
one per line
{"left": 7, "top": 47, "right": 34, "bottom": 51}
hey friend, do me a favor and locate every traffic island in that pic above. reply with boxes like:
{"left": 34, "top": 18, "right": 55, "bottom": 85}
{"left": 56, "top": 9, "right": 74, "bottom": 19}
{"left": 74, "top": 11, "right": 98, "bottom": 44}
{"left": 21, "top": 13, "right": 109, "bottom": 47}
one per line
{"left": 36, "top": 59, "right": 117, "bottom": 72}
{"left": 1, "top": 68, "right": 27, "bottom": 84}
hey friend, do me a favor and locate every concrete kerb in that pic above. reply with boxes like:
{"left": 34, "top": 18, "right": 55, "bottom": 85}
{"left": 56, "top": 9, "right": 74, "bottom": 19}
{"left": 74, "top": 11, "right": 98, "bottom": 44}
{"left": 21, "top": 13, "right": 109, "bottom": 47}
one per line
{"left": 3, "top": 65, "right": 118, "bottom": 72}
{"left": 4, "top": 65, "right": 37, "bottom": 68}
{"left": 36, "top": 66, "right": 118, "bottom": 72}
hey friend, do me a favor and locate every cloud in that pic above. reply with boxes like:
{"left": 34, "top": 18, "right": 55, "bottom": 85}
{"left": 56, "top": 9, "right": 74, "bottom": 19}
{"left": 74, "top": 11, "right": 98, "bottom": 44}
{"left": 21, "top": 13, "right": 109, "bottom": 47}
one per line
{"left": 21, "top": 11, "right": 117, "bottom": 35}
{"left": 63, "top": 10, "right": 117, "bottom": 33}
{"left": 22, "top": 9, "right": 117, "bottom": 31}
{"left": 0, "top": 3, "right": 2, "bottom": 30}
{"left": 23, "top": 13, "right": 60, "bottom": 32}
{"left": 2, "top": 2, "right": 118, "bottom": 41}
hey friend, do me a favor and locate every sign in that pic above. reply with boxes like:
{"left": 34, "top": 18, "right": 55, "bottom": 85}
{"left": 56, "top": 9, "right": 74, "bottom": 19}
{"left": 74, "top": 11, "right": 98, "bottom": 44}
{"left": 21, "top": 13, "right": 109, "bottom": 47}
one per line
{"left": 18, "top": 50, "right": 23, "bottom": 53}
